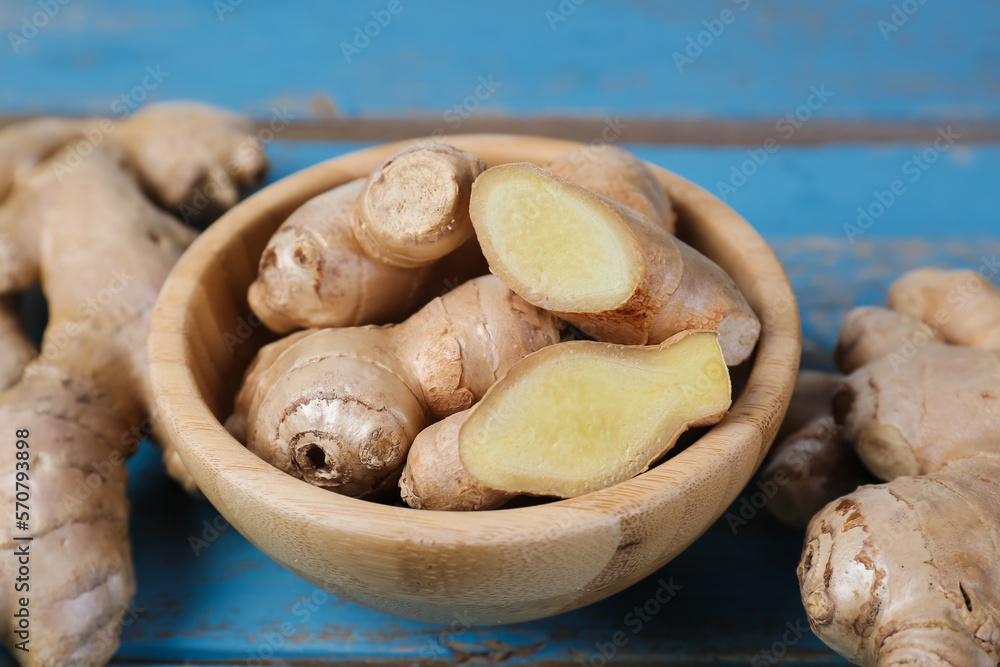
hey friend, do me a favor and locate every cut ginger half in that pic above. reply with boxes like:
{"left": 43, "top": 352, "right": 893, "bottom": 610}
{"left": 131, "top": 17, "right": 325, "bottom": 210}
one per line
{"left": 470, "top": 162, "right": 644, "bottom": 312}
{"left": 458, "top": 330, "right": 732, "bottom": 498}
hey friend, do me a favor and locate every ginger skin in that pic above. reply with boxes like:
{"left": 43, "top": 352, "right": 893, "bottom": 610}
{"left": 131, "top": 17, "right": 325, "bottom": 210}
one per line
{"left": 248, "top": 142, "right": 488, "bottom": 333}
{"left": 541, "top": 145, "right": 676, "bottom": 233}
{"left": 469, "top": 163, "right": 759, "bottom": 365}
{"left": 835, "top": 342, "right": 1000, "bottom": 481}
{"left": 799, "top": 454, "right": 1000, "bottom": 666}
{"left": 402, "top": 331, "right": 731, "bottom": 507}
{"left": 834, "top": 306, "right": 944, "bottom": 374}
{"left": 889, "top": 267, "right": 1000, "bottom": 350}
{"left": 0, "top": 104, "right": 265, "bottom": 666}
{"left": 0, "top": 148, "right": 197, "bottom": 666}
{"left": 399, "top": 412, "right": 515, "bottom": 511}
{"left": 234, "top": 275, "right": 564, "bottom": 498}
{"left": 763, "top": 371, "right": 868, "bottom": 529}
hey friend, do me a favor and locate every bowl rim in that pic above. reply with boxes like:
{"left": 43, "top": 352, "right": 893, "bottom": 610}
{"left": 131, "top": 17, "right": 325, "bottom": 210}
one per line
{"left": 149, "top": 133, "right": 801, "bottom": 546}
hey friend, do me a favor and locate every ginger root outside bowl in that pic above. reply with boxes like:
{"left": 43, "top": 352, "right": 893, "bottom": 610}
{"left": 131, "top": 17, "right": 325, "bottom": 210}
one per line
{"left": 148, "top": 135, "right": 801, "bottom": 625}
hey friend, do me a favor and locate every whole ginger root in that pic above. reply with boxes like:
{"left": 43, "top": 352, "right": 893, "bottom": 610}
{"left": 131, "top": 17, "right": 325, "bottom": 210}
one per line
{"left": 797, "top": 269, "right": 1000, "bottom": 665}
{"left": 469, "top": 163, "right": 760, "bottom": 365}
{"left": 233, "top": 275, "right": 564, "bottom": 498}
{"left": 248, "top": 142, "right": 489, "bottom": 333}
{"left": 799, "top": 453, "right": 1000, "bottom": 665}
{"left": 0, "top": 103, "right": 266, "bottom": 665}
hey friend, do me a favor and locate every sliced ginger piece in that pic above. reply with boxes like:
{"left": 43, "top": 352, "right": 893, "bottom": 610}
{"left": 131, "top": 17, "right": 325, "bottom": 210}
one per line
{"left": 458, "top": 330, "right": 731, "bottom": 498}
{"left": 469, "top": 163, "right": 760, "bottom": 365}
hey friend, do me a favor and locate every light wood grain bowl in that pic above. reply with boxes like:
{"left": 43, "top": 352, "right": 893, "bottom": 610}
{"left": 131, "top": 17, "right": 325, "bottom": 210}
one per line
{"left": 149, "top": 135, "right": 801, "bottom": 625}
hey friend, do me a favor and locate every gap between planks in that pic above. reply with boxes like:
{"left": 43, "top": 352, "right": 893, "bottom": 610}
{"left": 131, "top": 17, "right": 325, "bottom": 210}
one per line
{"left": 2, "top": 115, "right": 999, "bottom": 145}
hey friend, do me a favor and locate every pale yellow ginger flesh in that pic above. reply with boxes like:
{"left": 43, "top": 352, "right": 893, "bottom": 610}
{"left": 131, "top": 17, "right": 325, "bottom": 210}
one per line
{"left": 799, "top": 453, "right": 1000, "bottom": 666}
{"left": 469, "top": 163, "right": 760, "bottom": 365}
{"left": 458, "top": 331, "right": 731, "bottom": 498}
{"left": 248, "top": 141, "right": 488, "bottom": 333}
{"left": 542, "top": 145, "right": 676, "bottom": 233}
{"left": 233, "top": 275, "right": 564, "bottom": 498}
{"left": 400, "top": 412, "right": 515, "bottom": 511}
{"left": 889, "top": 267, "right": 1000, "bottom": 349}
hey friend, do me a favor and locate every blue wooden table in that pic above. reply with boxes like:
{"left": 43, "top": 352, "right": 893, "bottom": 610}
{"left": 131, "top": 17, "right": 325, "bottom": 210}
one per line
{"left": 2, "top": 1, "right": 998, "bottom": 663}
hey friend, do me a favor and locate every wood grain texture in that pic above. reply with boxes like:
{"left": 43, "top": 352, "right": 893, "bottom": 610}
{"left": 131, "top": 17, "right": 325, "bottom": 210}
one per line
{"left": 1, "top": 0, "right": 997, "bottom": 123}
{"left": 147, "top": 135, "right": 801, "bottom": 625}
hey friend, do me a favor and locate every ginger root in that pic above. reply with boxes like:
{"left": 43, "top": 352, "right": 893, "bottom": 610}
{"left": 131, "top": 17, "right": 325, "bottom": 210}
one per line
{"left": 541, "top": 145, "right": 676, "bottom": 233}
{"left": 401, "top": 330, "right": 730, "bottom": 507}
{"left": 233, "top": 275, "right": 564, "bottom": 498}
{"left": 468, "top": 162, "right": 759, "bottom": 364}
{"left": 834, "top": 306, "right": 944, "bottom": 374}
{"left": 0, "top": 296, "right": 36, "bottom": 391}
{"left": 889, "top": 267, "right": 1000, "bottom": 349}
{"left": 399, "top": 412, "right": 515, "bottom": 511}
{"left": 248, "top": 142, "right": 488, "bottom": 333}
{"left": 0, "top": 104, "right": 265, "bottom": 665}
{"left": 762, "top": 371, "right": 868, "bottom": 528}
{"left": 835, "top": 342, "right": 1000, "bottom": 481}
{"left": 799, "top": 453, "right": 1000, "bottom": 665}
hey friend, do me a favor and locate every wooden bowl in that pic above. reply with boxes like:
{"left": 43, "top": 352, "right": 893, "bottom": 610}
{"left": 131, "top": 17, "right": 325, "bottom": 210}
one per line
{"left": 148, "top": 135, "right": 801, "bottom": 625}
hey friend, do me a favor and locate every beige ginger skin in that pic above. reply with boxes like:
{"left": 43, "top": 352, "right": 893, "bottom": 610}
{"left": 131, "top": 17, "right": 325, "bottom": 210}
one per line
{"left": 834, "top": 306, "right": 945, "bottom": 374}
{"left": 889, "top": 267, "right": 1000, "bottom": 350}
{"left": 0, "top": 103, "right": 266, "bottom": 666}
{"left": 234, "top": 275, "right": 564, "bottom": 498}
{"left": 469, "top": 163, "right": 760, "bottom": 365}
{"left": 248, "top": 142, "right": 489, "bottom": 333}
{"left": 541, "top": 145, "right": 677, "bottom": 233}
{"left": 799, "top": 454, "right": 1000, "bottom": 666}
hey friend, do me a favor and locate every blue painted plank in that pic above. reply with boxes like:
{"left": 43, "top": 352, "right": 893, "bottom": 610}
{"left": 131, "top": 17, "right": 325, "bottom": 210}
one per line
{"left": 0, "top": 0, "right": 998, "bottom": 121}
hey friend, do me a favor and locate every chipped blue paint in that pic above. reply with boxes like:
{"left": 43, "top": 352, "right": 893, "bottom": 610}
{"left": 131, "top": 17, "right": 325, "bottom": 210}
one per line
{"left": 0, "top": 0, "right": 998, "bottom": 121}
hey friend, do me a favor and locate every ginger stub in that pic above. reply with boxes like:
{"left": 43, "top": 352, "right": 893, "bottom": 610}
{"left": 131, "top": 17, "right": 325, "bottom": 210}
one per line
{"left": 469, "top": 163, "right": 760, "bottom": 365}
{"left": 248, "top": 142, "right": 488, "bottom": 333}
{"left": 399, "top": 330, "right": 731, "bottom": 509}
